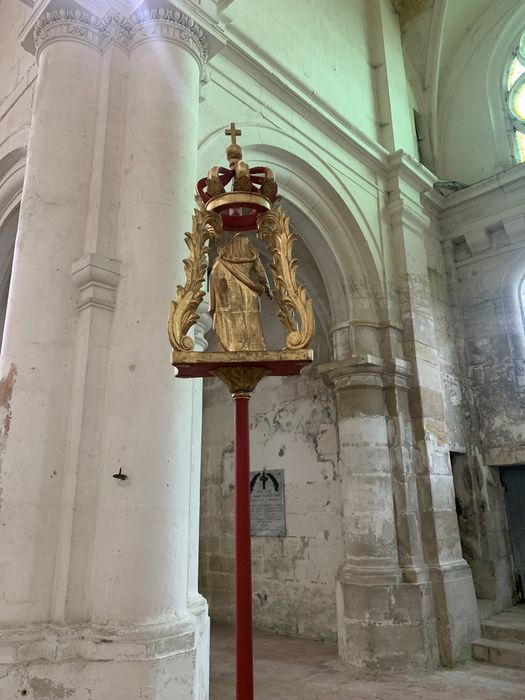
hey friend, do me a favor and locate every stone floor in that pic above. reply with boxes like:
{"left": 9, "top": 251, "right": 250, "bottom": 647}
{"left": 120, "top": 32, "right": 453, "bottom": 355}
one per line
{"left": 210, "top": 624, "right": 525, "bottom": 699}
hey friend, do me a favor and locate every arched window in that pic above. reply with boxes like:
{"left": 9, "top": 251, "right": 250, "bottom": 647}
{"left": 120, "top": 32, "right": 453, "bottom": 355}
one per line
{"left": 506, "top": 32, "right": 525, "bottom": 162}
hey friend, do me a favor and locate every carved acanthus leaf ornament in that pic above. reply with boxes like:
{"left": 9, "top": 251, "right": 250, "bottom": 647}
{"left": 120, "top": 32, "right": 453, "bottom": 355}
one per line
{"left": 212, "top": 366, "right": 269, "bottom": 397}
{"left": 129, "top": 8, "right": 208, "bottom": 63}
{"left": 256, "top": 207, "right": 315, "bottom": 351}
{"left": 33, "top": 7, "right": 209, "bottom": 69}
{"left": 168, "top": 206, "right": 222, "bottom": 352}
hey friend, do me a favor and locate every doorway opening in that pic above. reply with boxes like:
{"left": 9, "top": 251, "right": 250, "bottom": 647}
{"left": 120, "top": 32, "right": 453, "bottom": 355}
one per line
{"left": 450, "top": 452, "right": 475, "bottom": 565}
{"left": 500, "top": 466, "right": 525, "bottom": 603}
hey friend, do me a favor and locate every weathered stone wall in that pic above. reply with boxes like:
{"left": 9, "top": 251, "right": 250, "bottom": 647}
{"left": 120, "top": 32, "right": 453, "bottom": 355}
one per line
{"left": 425, "top": 229, "right": 513, "bottom": 614}
{"left": 200, "top": 367, "right": 341, "bottom": 641}
{"left": 457, "top": 245, "right": 525, "bottom": 465}
{"left": 451, "top": 239, "right": 519, "bottom": 614}
{"left": 434, "top": 174, "right": 525, "bottom": 617}
{"left": 425, "top": 237, "right": 467, "bottom": 453}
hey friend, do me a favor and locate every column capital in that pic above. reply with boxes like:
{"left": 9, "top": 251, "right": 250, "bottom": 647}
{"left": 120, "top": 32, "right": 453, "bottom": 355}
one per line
{"left": 31, "top": 8, "right": 108, "bottom": 58}
{"left": 128, "top": 6, "right": 208, "bottom": 67}
{"left": 320, "top": 354, "right": 412, "bottom": 391}
{"left": 320, "top": 354, "right": 385, "bottom": 391}
{"left": 21, "top": 1, "right": 226, "bottom": 75}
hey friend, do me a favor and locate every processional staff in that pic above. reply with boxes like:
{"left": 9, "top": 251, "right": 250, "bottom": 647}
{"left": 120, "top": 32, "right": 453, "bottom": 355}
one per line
{"left": 168, "top": 123, "right": 315, "bottom": 700}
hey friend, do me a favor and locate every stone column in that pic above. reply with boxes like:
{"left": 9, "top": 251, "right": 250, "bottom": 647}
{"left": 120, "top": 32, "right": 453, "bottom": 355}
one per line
{"left": 0, "top": 5, "right": 223, "bottom": 699}
{"left": 91, "top": 3, "right": 204, "bottom": 618}
{"left": 385, "top": 153, "right": 479, "bottom": 666}
{"left": 322, "top": 355, "right": 437, "bottom": 670}
{"left": 0, "top": 10, "right": 104, "bottom": 628}
{"left": 87, "top": 9, "right": 212, "bottom": 698}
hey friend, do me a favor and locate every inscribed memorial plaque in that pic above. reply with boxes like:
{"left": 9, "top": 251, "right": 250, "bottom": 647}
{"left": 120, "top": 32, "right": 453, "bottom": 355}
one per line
{"left": 250, "top": 469, "right": 285, "bottom": 536}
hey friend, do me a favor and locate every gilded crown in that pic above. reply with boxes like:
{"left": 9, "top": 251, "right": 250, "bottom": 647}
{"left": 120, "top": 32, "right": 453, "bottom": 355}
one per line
{"left": 196, "top": 123, "right": 278, "bottom": 231}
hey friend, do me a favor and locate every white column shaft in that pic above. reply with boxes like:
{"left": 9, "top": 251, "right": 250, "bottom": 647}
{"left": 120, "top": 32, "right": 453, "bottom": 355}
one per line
{"left": 0, "top": 39, "right": 101, "bottom": 625}
{"left": 92, "top": 38, "right": 201, "bottom": 624}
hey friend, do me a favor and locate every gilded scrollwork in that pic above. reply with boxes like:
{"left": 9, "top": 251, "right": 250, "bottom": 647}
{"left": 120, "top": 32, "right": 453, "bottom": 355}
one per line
{"left": 256, "top": 207, "right": 315, "bottom": 350}
{"left": 168, "top": 206, "right": 222, "bottom": 352}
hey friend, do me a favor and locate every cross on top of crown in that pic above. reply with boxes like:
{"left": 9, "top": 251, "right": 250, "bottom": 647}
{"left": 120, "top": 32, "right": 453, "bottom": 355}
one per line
{"left": 225, "top": 122, "right": 241, "bottom": 145}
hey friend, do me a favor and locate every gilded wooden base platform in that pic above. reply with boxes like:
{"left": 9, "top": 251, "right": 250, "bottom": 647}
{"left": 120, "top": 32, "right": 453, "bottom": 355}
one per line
{"left": 171, "top": 349, "right": 313, "bottom": 396}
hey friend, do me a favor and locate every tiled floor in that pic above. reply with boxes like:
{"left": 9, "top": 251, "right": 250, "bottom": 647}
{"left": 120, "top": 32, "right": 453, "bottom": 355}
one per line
{"left": 210, "top": 624, "right": 525, "bottom": 699}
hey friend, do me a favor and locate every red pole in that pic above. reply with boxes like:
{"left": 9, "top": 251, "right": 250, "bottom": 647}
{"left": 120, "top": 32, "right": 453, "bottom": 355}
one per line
{"left": 233, "top": 393, "right": 254, "bottom": 700}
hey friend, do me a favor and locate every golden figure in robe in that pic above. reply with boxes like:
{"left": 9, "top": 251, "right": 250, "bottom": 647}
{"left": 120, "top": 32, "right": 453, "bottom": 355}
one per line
{"left": 209, "top": 233, "right": 271, "bottom": 352}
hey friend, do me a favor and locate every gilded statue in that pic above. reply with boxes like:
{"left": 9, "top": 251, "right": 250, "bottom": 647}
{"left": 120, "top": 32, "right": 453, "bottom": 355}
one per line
{"left": 209, "top": 233, "right": 271, "bottom": 351}
{"left": 169, "top": 122, "right": 314, "bottom": 358}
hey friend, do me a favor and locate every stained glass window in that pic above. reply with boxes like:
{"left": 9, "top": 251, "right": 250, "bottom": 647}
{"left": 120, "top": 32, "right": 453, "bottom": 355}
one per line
{"left": 507, "top": 33, "right": 525, "bottom": 162}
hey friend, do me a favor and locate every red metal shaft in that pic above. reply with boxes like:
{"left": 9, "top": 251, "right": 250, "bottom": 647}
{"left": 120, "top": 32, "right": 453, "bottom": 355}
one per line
{"left": 234, "top": 394, "right": 254, "bottom": 700}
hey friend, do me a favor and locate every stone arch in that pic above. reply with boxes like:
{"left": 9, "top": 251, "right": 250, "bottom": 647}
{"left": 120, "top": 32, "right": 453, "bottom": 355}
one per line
{"left": 0, "top": 128, "right": 27, "bottom": 226}
{"left": 437, "top": 1, "right": 525, "bottom": 178}
{"left": 198, "top": 125, "right": 385, "bottom": 347}
{"left": 501, "top": 248, "right": 525, "bottom": 363}
{"left": 485, "top": 3, "right": 525, "bottom": 168}
{"left": 0, "top": 207, "right": 19, "bottom": 350}
{"left": 0, "top": 130, "right": 27, "bottom": 352}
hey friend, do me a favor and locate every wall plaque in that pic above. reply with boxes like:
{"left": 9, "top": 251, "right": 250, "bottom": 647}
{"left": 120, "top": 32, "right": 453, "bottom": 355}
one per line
{"left": 250, "top": 469, "right": 285, "bottom": 537}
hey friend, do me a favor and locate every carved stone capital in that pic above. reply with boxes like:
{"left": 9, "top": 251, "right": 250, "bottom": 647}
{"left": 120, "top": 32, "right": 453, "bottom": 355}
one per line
{"left": 320, "top": 354, "right": 386, "bottom": 392}
{"left": 128, "top": 7, "right": 208, "bottom": 69}
{"left": 101, "top": 12, "right": 134, "bottom": 51}
{"left": 25, "top": 4, "right": 220, "bottom": 79}
{"left": 320, "top": 354, "right": 412, "bottom": 392}
{"left": 33, "top": 9, "right": 107, "bottom": 58}
{"left": 72, "top": 253, "right": 121, "bottom": 311}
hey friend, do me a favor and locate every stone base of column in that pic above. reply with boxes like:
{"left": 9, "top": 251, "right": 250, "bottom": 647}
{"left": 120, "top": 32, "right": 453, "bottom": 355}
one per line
{"left": 429, "top": 560, "right": 480, "bottom": 666}
{"left": 336, "top": 566, "right": 439, "bottom": 671}
{"left": 0, "top": 606, "right": 210, "bottom": 699}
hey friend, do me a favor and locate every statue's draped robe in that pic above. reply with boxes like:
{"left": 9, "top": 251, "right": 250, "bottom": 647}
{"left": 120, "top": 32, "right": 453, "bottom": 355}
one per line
{"left": 209, "top": 234, "right": 268, "bottom": 351}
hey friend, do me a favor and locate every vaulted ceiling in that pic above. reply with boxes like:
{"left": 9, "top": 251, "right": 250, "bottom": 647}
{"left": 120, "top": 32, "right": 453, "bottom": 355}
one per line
{"left": 397, "top": 0, "right": 511, "bottom": 95}
{"left": 393, "top": 0, "right": 524, "bottom": 174}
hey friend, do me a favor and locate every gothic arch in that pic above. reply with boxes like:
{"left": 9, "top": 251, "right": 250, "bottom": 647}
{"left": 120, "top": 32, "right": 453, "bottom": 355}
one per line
{"left": 437, "top": 0, "right": 525, "bottom": 178}
{"left": 198, "top": 125, "right": 384, "bottom": 341}
{"left": 0, "top": 130, "right": 28, "bottom": 352}
{"left": 0, "top": 207, "right": 19, "bottom": 350}
{"left": 0, "top": 128, "right": 27, "bottom": 226}
{"left": 486, "top": 4, "right": 525, "bottom": 168}
{"left": 501, "top": 248, "right": 525, "bottom": 364}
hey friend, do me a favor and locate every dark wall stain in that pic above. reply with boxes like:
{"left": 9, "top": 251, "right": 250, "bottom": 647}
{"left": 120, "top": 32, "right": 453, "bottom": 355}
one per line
{"left": 391, "top": 0, "right": 431, "bottom": 31}
{"left": 0, "top": 362, "right": 16, "bottom": 437}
